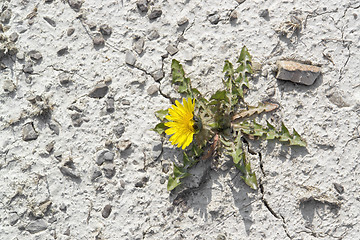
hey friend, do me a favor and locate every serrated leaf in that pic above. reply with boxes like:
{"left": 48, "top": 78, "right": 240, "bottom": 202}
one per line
{"left": 155, "top": 109, "right": 169, "bottom": 121}
{"left": 167, "top": 175, "right": 181, "bottom": 191}
{"left": 238, "top": 46, "right": 252, "bottom": 63}
{"left": 265, "top": 121, "right": 279, "bottom": 140}
{"left": 232, "top": 102, "right": 279, "bottom": 120}
{"left": 223, "top": 60, "right": 234, "bottom": 76}
{"left": 279, "top": 123, "right": 292, "bottom": 142}
{"left": 152, "top": 122, "right": 167, "bottom": 134}
{"left": 289, "top": 128, "right": 307, "bottom": 147}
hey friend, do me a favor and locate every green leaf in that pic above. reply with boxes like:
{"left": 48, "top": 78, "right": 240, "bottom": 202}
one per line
{"left": 173, "top": 164, "right": 185, "bottom": 178}
{"left": 171, "top": 59, "right": 186, "bottom": 84}
{"left": 183, "top": 152, "right": 191, "bottom": 167}
{"left": 279, "top": 123, "right": 291, "bottom": 142}
{"left": 178, "top": 83, "right": 187, "bottom": 93}
{"left": 210, "top": 90, "right": 228, "bottom": 102}
{"left": 241, "top": 172, "right": 258, "bottom": 190}
{"left": 167, "top": 175, "right": 181, "bottom": 191}
{"left": 265, "top": 121, "right": 279, "bottom": 140}
{"left": 152, "top": 122, "right": 167, "bottom": 134}
{"left": 223, "top": 60, "right": 234, "bottom": 76}
{"left": 289, "top": 128, "right": 307, "bottom": 147}
{"left": 155, "top": 109, "right": 169, "bottom": 121}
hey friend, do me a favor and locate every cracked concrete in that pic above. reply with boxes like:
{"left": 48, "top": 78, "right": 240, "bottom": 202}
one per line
{"left": 1, "top": 0, "right": 360, "bottom": 239}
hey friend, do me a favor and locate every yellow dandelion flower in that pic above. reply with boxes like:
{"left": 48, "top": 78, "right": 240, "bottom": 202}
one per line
{"left": 164, "top": 98, "right": 195, "bottom": 150}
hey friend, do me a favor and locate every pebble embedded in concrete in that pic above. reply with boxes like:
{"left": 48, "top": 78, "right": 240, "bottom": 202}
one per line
{"left": 276, "top": 60, "right": 321, "bottom": 86}
{"left": 22, "top": 122, "right": 38, "bottom": 141}
{"left": 88, "top": 83, "right": 109, "bottom": 98}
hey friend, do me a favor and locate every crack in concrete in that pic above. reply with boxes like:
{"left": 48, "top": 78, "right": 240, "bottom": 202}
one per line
{"left": 258, "top": 152, "right": 292, "bottom": 239}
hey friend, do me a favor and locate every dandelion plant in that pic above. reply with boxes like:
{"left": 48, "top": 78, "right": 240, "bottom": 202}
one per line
{"left": 153, "top": 46, "right": 306, "bottom": 191}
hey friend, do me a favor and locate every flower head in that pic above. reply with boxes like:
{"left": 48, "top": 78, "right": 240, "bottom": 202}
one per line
{"left": 165, "top": 98, "right": 195, "bottom": 149}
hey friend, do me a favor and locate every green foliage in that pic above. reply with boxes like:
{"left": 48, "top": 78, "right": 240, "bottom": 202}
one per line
{"left": 234, "top": 120, "right": 307, "bottom": 147}
{"left": 154, "top": 46, "right": 307, "bottom": 192}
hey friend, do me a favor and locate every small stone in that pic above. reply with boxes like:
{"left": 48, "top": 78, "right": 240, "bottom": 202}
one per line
{"left": 16, "top": 51, "right": 25, "bottom": 60}
{"left": 99, "top": 24, "right": 112, "bottom": 36}
{"left": 43, "top": 17, "right": 56, "bottom": 27}
{"left": 68, "top": 0, "right": 83, "bottom": 12}
{"left": 333, "top": 183, "right": 344, "bottom": 194}
{"left": 45, "top": 141, "right": 55, "bottom": 153}
{"left": 58, "top": 72, "right": 71, "bottom": 85}
{"left": 88, "top": 83, "right": 108, "bottom": 98}
{"left": 177, "top": 17, "right": 189, "bottom": 26}
{"left": 122, "top": 99, "right": 130, "bottom": 105}
{"left": 57, "top": 47, "right": 69, "bottom": 56}
{"left": 93, "top": 33, "right": 105, "bottom": 46}
{"left": 104, "top": 151, "right": 115, "bottom": 161}
{"left": 102, "top": 163, "right": 115, "bottom": 178}
{"left": 22, "top": 122, "right": 38, "bottom": 141}
{"left": 38, "top": 200, "right": 52, "bottom": 216}
{"left": 70, "top": 113, "right": 83, "bottom": 127}
{"left": 216, "top": 234, "right": 226, "bottom": 240}
{"left": 276, "top": 60, "right": 321, "bottom": 86}
{"left": 230, "top": 11, "right": 237, "bottom": 21}
{"left": 142, "top": 176, "right": 149, "bottom": 183}
{"left": 96, "top": 150, "right": 109, "bottom": 165}
{"left": 102, "top": 205, "right": 112, "bottom": 218}
{"left": 3, "top": 78, "right": 16, "bottom": 92}
{"left": 49, "top": 121, "right": 60, "bottom": 135}
{"left": 135, "top": 181, "right": 144, "bottom": 188}
{"left": 26, "top": 220, "right": 48, "bottom": 234}
{"left": 0, "top": 62, "right": 6, "bottom": 70}
{"left": 91, "top": 166, "right": 102, "bottom": 181}
{"left": 118, "top": 140, "right": 131, "bottom": 151}
{"left": 149, "top": 8, "right": 162, "bottom": 20}
{"left": 45, "top": 0, "right": 53, "bottom": 3}
{"left": 133, "top": 37, "right": 144, "bottom": 55}
{"left": 9, "top": 32, "right": 18, "bottom": 42}
{"left": 87, "top": 22, "right": 96, "bottom": 30}
{"left": 165, "top": 44, "right": 178, "bottom": 56}
{"left": 54, "top": 151, "right": 62, "bottom": 160}
{"left": 235, "top": 0, "right": 245, "bottom": 3}
{"left": 125, "top": 51, "right": 136, "bottom": 66}
{"left": 1, "top": 9, "right": 12, "bottom": 24}
{"left": 160, "top": 178, "right": 166, "bottom": 184}
{"left": 162, "top": 164, "right": 170, "bottom": 173}
{"left": 9, "top": 213, "right": 19, "bottom": 226}
{"left": 259, "top": 9, "right": 269, "bottom": 18}
{"left": 148, "top": 29, "right": 159, "bottom": 40}
{"left": 47, "top": 217, "right": 57, "bottom": 224}
{"left": 23, "top": 61, "right": 34, "bottom": 73}
{"left": 147, "top": 84, "right": 159, "bottom": 95}
{"left": 28, "top": 51, "right": 43, "bottom": 61}
{"left": 136, "top": 0, "right": 148, "bottom": 12}
{"left": 59, "top": 166, "right": 80, "bottom": 179}
{"left": 63, "top": 227, "right": 70, "bottom": 236}
{"left": 114, "top": 124, "right": 125, "bottom": 138}
{"left": 67, "top": 27, "right": 75, "bottom": 36}
{"left": 106, "top": 97, "right": 115, "bottom": 113}
{"left": 208, "top": 13, "right": 220, "bottom": 25}
{"left": 151, "top": 69, "right": 164, "bottom": 82}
